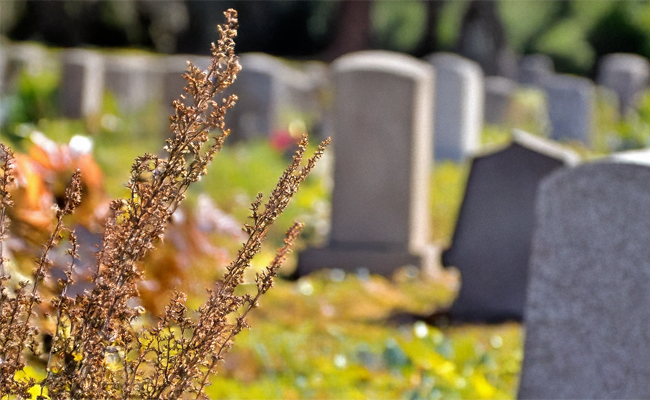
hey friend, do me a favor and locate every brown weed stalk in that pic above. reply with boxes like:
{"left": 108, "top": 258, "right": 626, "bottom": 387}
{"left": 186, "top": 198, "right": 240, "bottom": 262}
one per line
{"left": 0, "top": 8, "right": 329, "bottom": 400}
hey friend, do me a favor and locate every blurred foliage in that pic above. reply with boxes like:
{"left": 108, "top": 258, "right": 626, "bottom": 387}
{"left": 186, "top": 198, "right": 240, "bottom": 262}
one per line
{"left": 499, "top": 0, "right": 650, "bottom": 75}
{"left": 6, "top": 0, "right": 650, "bottom": 74}
{"left": 371, "top": 1, "right": 427, "bottom": 53}
{"left": 197, "top": 138, "right": 332, "bottom": 249}
{"left": 595, "top": 89, "right": 650, "bottom": 153}
{"left": 437, "top": 1, "right": 470, "bottom": 51}
{"left": 1, "top": 68, "right": 60, "bottom": 140}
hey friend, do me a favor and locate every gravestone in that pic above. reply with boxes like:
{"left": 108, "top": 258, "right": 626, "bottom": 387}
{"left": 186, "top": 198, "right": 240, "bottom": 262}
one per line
{"left": 425, "top": 53, "right": 484, "bottom": 162}
{"left": 160, "top": 54, "right": 211, "bottom": 130}
{"left": 59, "top": 49, "right": 104, "bottom": 119}
{"left": 2, "top": 42, "right": 51, "bottom": 95}
{"left": 542, "top": 74, "right": 594, "bottom": 146}
{"left": 0, "top": 43, "right": 7, "bottom": 96}
{"left": 597, "top": 53, "right": 650, "bottom": 115}
{"left": 518, "top": 54, "right": 554, "bottom": 87}
{"left": 442, "top": 130, "right": 578, "bottom": 322}
{"left": 484, "top": 76, "right": 517, "bottom": 125}
{"left": 519, "top": 151, "right": 650, "bottom": 399}
{"left": 104, "top": 53, "right": 164, "bottom": 114}
{"left": 224, "top": 53, "right": 329, "bottom": 141}
{"left": 297, "top": 51, "right": 436, "bottom": 276}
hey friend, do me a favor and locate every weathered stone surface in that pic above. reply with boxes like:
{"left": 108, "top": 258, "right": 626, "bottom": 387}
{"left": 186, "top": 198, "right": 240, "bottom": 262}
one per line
{"left": 519, "top": 151, "right": 650, "bottom": 399}
{"left": 425, "top": 52, "right": 484, "bottom": 162}
{"left": 298, "top": 50, "right": 436, "bottom": 276}
{"left": 442, "top": 130, "right": 578, "bottom": 322}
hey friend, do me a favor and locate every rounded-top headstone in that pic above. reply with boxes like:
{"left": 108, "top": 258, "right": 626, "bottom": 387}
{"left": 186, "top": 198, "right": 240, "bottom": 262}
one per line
{"left": 425, "top": 52, "right": 484, "bottom": 162}
{"left": 297, "top": 50, "right": 436, "bottom": 276}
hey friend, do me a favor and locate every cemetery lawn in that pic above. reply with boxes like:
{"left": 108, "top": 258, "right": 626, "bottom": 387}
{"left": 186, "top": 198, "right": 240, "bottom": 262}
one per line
{"left": 0, "top": 124, "right": 522, "bottom": 398}
{"left": 205, "top": 270, "right": 523, "bottom": 399}
{"left": 195, "top": 141, "right": 522, "bottom": 399}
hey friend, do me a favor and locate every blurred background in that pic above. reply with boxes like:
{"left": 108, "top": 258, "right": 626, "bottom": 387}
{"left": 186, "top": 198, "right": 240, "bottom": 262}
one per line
{"left": 4, "top": 0, "right": 650, "bottom": 77}
{"left": 2, "top": 1, "right": 650, "bottom": 398}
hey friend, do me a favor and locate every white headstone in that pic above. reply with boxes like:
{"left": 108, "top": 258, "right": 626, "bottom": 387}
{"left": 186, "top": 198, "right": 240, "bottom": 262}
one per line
{"left": 2, "top": 42, "right": 51, "bottom": 95}
{"left": 425, "top": 52, "right": 484, "bottom": 162}
{"left": 298, "top": 50, "right": 436, "bottom": 276}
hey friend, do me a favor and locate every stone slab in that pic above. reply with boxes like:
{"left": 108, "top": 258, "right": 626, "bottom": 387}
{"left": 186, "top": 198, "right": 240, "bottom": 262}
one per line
{"left": 426, "top": 52, "right": 484, "bottom": 162}
{"left": 442, "top": 130, "right": 578, "bottom": 322}
{"left": 519, "top": 153, "right": 650, "bottom": 398}
{"left": 297, "top": 50, "right": 435, "bottom": 276}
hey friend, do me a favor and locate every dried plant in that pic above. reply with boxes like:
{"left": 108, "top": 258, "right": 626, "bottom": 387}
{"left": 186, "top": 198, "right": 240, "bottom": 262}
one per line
{"left": 0, "top": 9, "right": 329, "bottom": 399}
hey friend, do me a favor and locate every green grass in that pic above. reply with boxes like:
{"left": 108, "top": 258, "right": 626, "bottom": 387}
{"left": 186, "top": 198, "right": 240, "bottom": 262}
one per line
{"left": 205, "top": 272, "right": 521, "bottom": 399}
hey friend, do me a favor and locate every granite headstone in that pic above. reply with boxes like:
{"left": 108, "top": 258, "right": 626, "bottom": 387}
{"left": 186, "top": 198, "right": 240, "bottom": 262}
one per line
{"left": 442, "top": 130, "right": 579, "bottom": 322}
{"left": 104, "top": 53, "right": 164, "bottom": 114}
{"left": 225, "top": 53, "right": 328, "bottom": 141}
{"left": 519, "top": 150, "right": 650, "bottom": 399}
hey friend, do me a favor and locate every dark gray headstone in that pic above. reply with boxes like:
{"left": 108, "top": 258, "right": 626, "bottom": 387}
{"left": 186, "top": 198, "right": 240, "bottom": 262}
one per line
{"left": 59, "top": 49, "right": 104, "bottom": 119}
{"left": 542, "top": 74, "right": 594, "bottom": 145}
{"left": 298, "top": 51, "right": 436, "bottom": 276}
{"left": 518, "top": 54, "right": 554, "bottom": 87}
{"left": 484, "top": 76, "right": 517, "bottom": 125}
{"left": 442, "top": 130, "right": 578, "bottom": 322}
{"left": 597, "top": 53, "right": 650, "bottom": 116}
{"left": 519, "top": 150, "right": 650, "bottom": 399}
{"left": 425, "top": 52, "right": 484, "bottom": 162}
